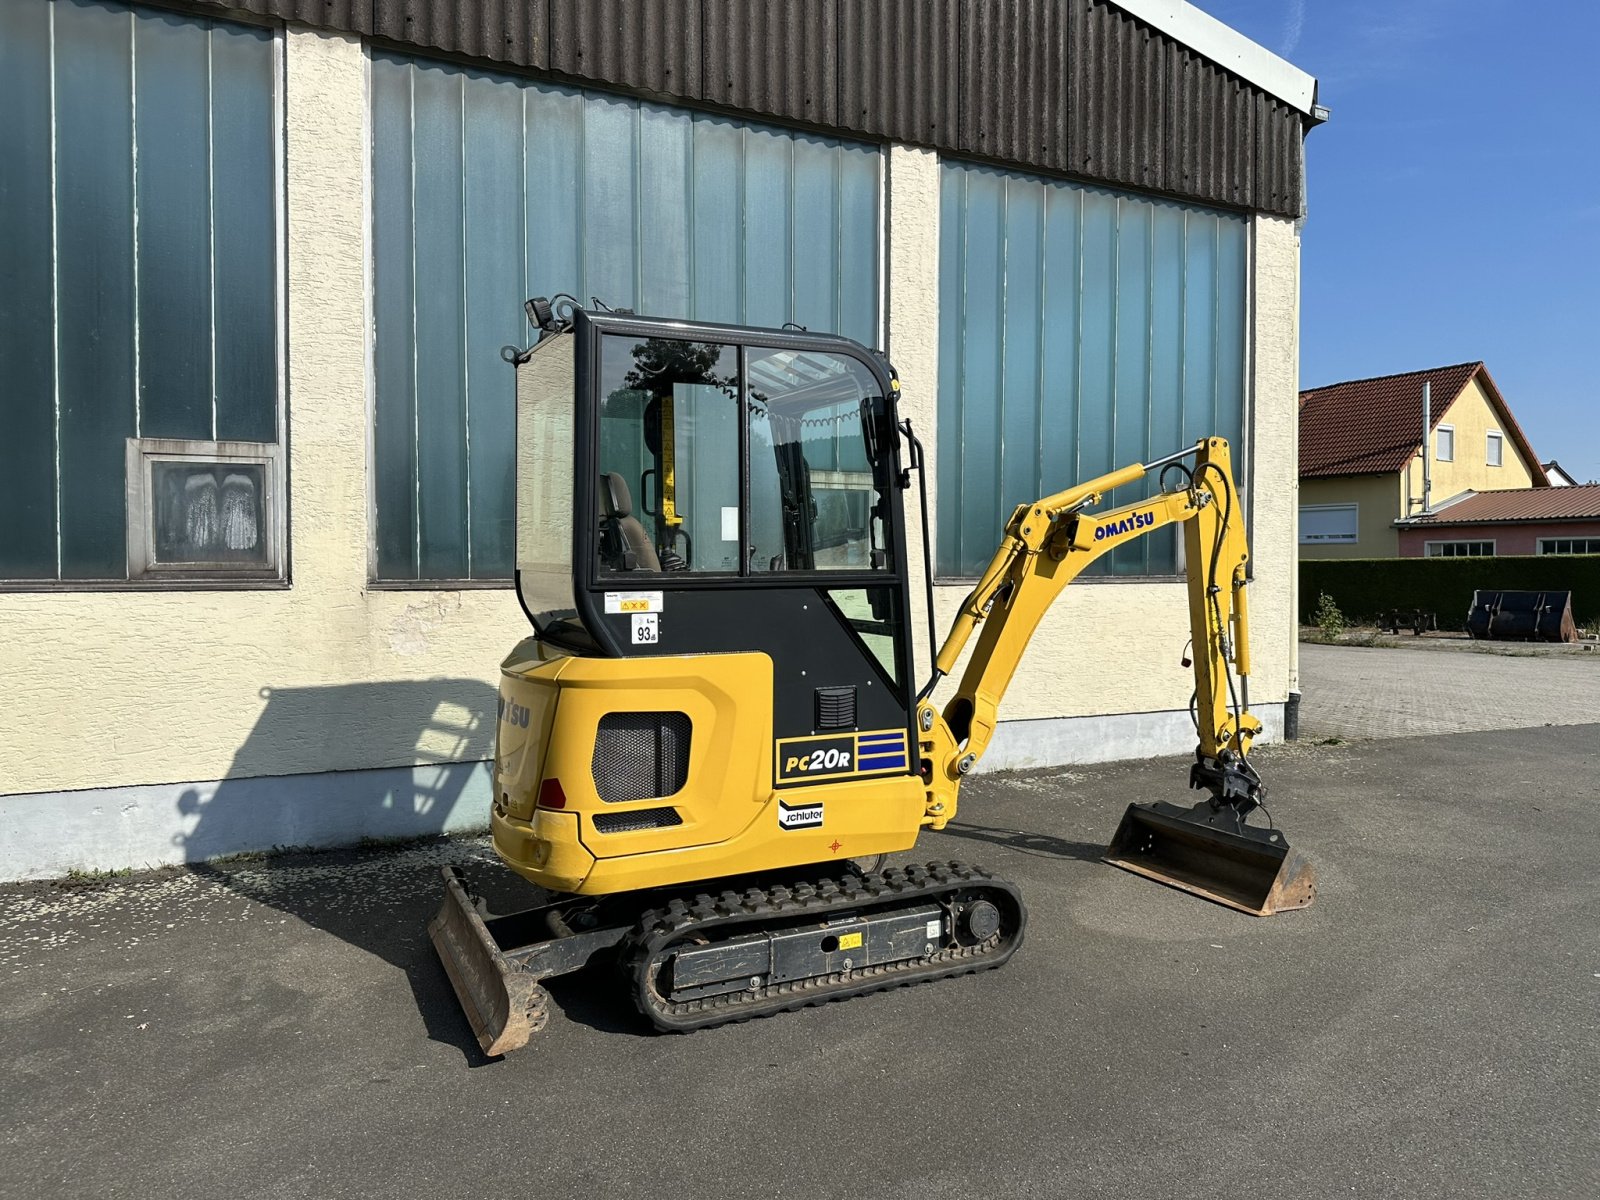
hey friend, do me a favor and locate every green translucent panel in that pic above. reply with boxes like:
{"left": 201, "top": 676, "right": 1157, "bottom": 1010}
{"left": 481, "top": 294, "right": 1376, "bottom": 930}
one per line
{"left": 1110, "top": 200, "right": 1151, "bottom": 575}
{"left": 742, "top": 126, "right": 793, "bottom": 332}
{"left": 410, "top": 63, "right": 469, "bottom": 580}
{"left": 0, "top": 0, "right": 59, "bottom": 577}
{"left": 462, "top": 71, "right": 525, "bottom": 579}
{"left": 791, "top": 135, "right": 840, "bottom": 333}
{"left": 835, "top": 143, "right": 880, "bottom": 347}
{"left": 524, "top": 83, "right": 584, "bottom": 303}
{"left": 934, "top": 166, "right": 964, "bottom": 579}
{"left": 581, "top": 93, "right": 640, "bottom": 310}
{"left": 56, "top": 0, "right": 137, "bottom": 578}
{"left": 638, "top": 106, "right": 693, "bottom": 317}
{"left": 937, "top": 160, "right": 1248, "bottom": 577}
{"left": 688, "top": 115, "right": 743, "bottom": 327}
{"left": 370, "top": 55, "right": 419, "bottom": 579}
{"left": 133, "top": 6, "right": 213, "bottom": 441}
{"left": 370, "top": 51, "right": 882, "bottom": 581}
{"left": 210, "top": 19, "right": 277, "bottom": 443}
{"left": 3, "top": 0, "right": 276, "bottom": 582}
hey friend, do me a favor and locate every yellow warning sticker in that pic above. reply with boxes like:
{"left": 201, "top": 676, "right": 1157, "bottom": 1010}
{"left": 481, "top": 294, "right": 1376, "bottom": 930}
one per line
{"left": 838, "top": 932, "right": 863, "bottom": 951}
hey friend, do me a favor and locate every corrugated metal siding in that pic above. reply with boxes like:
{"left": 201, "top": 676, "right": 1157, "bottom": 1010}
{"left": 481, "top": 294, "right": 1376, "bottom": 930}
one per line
{"left": 549, "top": 0, "right": 698, "bottom": 98}
{"left": 369, "top": 0, "right": 547, "bottom": 70}
{"left": 184, "top": 0, "right": 1306, "bottom": 217}
{"left": 837, "top": 0, "right": 959, "bottom": 145}
{"left": 703, "top": 0, "right": 836, "bottom": 127}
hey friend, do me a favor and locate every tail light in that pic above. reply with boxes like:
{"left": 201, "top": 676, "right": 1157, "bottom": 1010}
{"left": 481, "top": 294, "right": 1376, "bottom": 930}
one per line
{"left": 536, "top": 778, "right": 568, "bottom": 810}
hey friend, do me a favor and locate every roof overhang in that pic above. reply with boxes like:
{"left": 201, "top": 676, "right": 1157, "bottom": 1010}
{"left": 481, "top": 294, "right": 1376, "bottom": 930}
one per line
{"left": 1111, "top": 0, "right": 1323, "bottom": 118}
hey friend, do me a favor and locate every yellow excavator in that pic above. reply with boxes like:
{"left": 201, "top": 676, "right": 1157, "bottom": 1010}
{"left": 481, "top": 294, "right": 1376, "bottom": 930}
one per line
{"left": 430, "top": 300, "right": 1315, "bottom": 1055}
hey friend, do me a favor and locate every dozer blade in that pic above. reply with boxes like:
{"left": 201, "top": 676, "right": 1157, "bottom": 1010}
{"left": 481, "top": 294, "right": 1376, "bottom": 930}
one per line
{"left": 427, "top": 866, "right": 549, "bottom": 1056}
{"left": 1103, "top": 801, "right": 1315, "bottom": 917}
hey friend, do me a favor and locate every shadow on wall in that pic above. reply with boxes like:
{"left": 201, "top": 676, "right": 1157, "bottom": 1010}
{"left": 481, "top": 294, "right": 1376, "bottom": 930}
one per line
{"left": 173, "top": 679, "right": 497, "bottom": 863}
{"left": 177, "top": 678, "right": 536, "bottom": 1063}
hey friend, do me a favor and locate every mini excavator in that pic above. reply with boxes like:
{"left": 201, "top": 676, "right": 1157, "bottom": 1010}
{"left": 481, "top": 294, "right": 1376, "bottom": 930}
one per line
{"left": 430, "top": 302, "right": 1315, "bottom": 1054}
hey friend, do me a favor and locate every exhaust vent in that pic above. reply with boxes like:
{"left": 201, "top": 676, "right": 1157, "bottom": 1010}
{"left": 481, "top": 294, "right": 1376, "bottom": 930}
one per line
{"left": 814, "top": 686, "right": 857, "bottom": 730}
{"left": 592, "top": 807, "right": 684, "bottom": 834}
{"left": 592, "top": 711, "right": 691, "bottom": 802}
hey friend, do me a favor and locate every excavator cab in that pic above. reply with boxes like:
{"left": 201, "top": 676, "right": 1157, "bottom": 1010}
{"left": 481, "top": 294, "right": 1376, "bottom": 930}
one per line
{"left": 497, "top": 308, "right": 928, "bottom": 897}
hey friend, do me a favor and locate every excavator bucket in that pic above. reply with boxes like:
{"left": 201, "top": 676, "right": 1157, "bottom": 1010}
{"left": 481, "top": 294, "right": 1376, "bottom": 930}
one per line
{"left": 427, "top": 867, "right": 549, "bottom": 1056}
{"left": 1103, "top": 801, "right": 1316, "bottom": 917}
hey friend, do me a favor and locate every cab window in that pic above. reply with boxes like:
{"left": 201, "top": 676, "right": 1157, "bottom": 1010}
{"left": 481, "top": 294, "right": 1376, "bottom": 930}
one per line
{"left": 597, "top": 335, "right": 739, "bottom": 575}
{"left": 747, "top": 348, "right": 893, "bottom": 573}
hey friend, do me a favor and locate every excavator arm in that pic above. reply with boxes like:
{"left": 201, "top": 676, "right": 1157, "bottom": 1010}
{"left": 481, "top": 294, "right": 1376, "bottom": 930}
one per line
{"left": 914, "top": 437, "right": 1314, "bottom": 916}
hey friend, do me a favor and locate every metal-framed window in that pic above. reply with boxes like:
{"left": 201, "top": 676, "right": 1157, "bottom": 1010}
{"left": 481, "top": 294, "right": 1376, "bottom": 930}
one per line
{"left": 125, "top": 439, "right": 284, "bottom": 583}
{"left": 368, "top": 50, "right": 883, "bottom": 584}
{"left": 0, "top": 0, "right": 284, "bottom": 587}
{"left": 1300, "top": 504, "right": 1358, "bottom": 544}
{"left": 1435, "top": 425, "right": 1455, "bottom": 462}
{"left": 1486, "top": 430, "right": 1503, "bottom": 467}
{"left": 1537, "top": 538, "right": 1600, "bottom": 555}
{"left": 1425, "top": 540, "right": 1493, "bottom": 557}
{"left": 936, "top": 161, "right": 1249, "bottom": 579}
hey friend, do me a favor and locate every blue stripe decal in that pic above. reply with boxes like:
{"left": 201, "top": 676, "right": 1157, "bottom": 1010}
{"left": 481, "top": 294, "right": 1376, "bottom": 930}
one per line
{"left": 858, "top": 754, "right": 907, "bottom": 769}
{"left": 857, "top": 735, "right": 905, "bottom": 747}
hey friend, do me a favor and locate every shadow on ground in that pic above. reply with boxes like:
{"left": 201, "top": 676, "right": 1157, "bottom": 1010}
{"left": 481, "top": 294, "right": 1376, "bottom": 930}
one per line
{"left": 173, "top": 679, "right": 594, "bottom": 1063}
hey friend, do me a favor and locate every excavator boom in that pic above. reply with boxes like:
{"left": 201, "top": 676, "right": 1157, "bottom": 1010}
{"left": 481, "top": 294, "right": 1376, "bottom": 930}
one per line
{"left": 914, "top": 437, "right": 1314, "bottom": 916}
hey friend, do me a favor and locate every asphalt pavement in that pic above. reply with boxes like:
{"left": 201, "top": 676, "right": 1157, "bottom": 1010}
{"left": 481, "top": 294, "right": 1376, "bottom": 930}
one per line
{"left": 4, "top": 716, "right": 1597, "bottom": 1199}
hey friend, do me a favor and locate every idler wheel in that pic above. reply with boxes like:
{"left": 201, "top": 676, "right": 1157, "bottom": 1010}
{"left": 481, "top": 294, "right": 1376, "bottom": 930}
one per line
{"left": 961, "top": 899, "right": 1001, "bottom": 942}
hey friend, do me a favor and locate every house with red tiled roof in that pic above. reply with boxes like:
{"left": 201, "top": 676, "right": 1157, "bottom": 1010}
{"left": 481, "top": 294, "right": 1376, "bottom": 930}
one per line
{"left": 1397, "top": 485, "right": 1600, "bottom": 557}
{"left": 1298, "top": 362, "right": 1547, "bottom": 559}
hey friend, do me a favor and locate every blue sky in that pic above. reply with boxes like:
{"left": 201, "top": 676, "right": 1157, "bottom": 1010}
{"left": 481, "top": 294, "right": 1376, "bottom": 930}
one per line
{"left": 1203, "top": 0, "right": 1600, "bottom": 483}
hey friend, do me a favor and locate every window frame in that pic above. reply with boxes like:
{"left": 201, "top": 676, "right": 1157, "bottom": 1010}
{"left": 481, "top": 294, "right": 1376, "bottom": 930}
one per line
{"left": 1485, "top": 430, "right": 1504, "bottom": 468}
{"left": 1537, "top": 537, "right": 1600, "bottom": 555}
{"left": 1424, "top": 539, "right": 1494, "bottom": 558}
{"left": 0, "top": 11, "right": 287, "bottom": 592}
{"left": 1435, "top": 424, "right": 1455, "bottom": 462}
{"left": 1299, "top": 503, "right": 1359, "bottom": 545}
{"left": 124, "top": 438, "right": 286, "bottom": 585}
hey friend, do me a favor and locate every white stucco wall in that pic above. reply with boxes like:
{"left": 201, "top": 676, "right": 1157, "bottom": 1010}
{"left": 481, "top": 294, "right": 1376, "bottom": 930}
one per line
{"left": 0, "top": 31, "right": 1303, "bottom": 878}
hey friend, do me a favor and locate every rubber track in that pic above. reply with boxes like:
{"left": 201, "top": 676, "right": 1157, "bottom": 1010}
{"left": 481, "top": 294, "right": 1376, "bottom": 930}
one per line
{"left": 622, "top": 861, "right": 1026, "bottom": 1033}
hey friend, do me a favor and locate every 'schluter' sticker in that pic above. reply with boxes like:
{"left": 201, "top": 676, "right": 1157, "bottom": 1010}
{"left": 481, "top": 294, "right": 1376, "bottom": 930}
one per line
{"left": 777, "top": 800, "right": 824, "bottom": 830}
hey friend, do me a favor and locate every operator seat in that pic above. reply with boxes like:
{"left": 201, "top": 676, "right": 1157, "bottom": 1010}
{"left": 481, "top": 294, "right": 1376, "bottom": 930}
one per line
{"left": 600, "top": 471, "right": 661, "bottom": 571}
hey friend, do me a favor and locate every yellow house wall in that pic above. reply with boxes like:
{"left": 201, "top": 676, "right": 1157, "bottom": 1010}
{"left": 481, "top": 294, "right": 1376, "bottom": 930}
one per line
{"left": 1298, "top": 475, "right": 1402, "bottom": 559}
{"left": 1403, "top": 375, "right": 1537, "bottom": 509}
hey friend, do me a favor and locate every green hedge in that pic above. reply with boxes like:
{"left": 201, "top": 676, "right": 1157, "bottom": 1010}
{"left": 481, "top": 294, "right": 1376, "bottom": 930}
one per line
{"left": 1300, "top": 555, "right": 1600, "bottom": 630}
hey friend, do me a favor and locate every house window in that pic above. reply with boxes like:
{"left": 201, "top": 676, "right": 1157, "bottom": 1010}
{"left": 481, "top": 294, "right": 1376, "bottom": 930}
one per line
{"left": 0, "top": 0, "right": 281, "bottom": 585}
{"left": 1300, "top": 505, "right": 1358, "bottom": 544}
{"left": 369, "top": 52, "right": 882, "bottom": 583}
{"left": 936, "top": 162, "right": 1248, "bottom": 578}
{"left": 1425, "top": 541, "right": 1494, "bottom": 557}
{"left": 1538, "top": 538, "right": 1600, "bottom": 555}
{"left": 1435, "top": 425, "right": 1455, "bottom": 462}
{"left": 1486, "top": 431, "right": 1503, "bottom": 467}
{"left": 125, "top": 440, "right": 284, "bottom": 581}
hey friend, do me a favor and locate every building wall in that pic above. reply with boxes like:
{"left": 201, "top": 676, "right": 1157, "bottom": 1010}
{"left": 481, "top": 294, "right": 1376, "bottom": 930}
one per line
{"left": 1298, "top": 474, "right": 1402, "bottom": 559}
{"left": 0, "top": 28, "right": 527, "bottom": 877}
{"left": 891, "top": 153, "right": 1298, "bottom": 769}
{"left": 1398, "top": 521, "right": 1600, "bottom": 557}
{"left": 0, "top": 18, "right": 1303, "bottom": 878}
{"left": 1402, "top": 376, "right": 1538, "bottom": 511}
